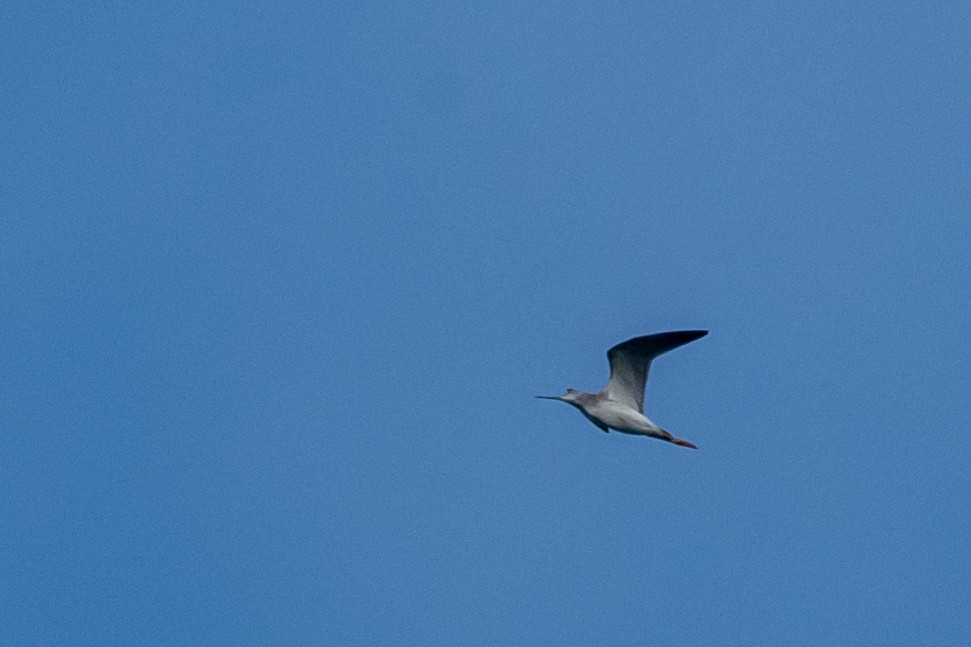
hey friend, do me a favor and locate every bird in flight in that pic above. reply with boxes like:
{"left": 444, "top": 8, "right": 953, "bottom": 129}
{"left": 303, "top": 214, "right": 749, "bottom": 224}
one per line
{"left": 536, "top": 330, "right": 708, "bottom": 449}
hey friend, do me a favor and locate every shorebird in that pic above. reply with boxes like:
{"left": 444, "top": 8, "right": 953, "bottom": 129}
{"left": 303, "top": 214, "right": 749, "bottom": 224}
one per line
{"left": 536, "top": 330, "right": 707, "bottom": 449}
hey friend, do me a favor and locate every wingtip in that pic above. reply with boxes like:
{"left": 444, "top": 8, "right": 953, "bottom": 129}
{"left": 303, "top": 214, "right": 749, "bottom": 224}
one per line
{"left": 672, "top": 437, "right": 698, "bottom": 449}
{"left": 678, "top": 330, "right": 708, "bottom": 345}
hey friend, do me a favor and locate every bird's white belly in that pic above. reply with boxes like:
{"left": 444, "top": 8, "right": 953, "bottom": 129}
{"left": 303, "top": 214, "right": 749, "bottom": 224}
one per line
{"left": 583, "top": 399, "right": 659, "bottom": 435}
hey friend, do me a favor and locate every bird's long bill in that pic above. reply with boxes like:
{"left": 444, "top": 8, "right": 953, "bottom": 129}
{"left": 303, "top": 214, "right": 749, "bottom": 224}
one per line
{"left": 534, "top": 395, "right": 563, "bottom": 401}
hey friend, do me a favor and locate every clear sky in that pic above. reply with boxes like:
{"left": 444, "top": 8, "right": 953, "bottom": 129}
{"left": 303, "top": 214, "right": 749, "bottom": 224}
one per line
{"left": 3, "top": 2, "right": 970, "bottom": 645}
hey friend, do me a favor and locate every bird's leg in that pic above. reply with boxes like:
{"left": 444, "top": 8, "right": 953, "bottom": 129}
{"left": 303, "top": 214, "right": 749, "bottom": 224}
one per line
{"left": 660, "top": 427, "right": 697, "bottom": 449}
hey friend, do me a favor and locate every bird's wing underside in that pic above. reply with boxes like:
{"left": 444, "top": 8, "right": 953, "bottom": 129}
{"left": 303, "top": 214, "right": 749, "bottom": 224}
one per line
{"left": 603, "top": 330, "right": 707, "bottom": 412}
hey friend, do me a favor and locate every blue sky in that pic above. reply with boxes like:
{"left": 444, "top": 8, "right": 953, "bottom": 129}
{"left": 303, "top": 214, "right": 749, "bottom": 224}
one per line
{"left": 3, "top": 2, "right": 970, "bottom": 644}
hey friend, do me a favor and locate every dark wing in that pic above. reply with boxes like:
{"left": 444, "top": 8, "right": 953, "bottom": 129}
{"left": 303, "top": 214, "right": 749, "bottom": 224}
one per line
{"left": 603, "top": 330, "right": 707, "bottom": 412}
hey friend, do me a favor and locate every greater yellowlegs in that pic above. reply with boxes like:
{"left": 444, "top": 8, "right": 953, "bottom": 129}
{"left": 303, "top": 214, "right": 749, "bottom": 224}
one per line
{"left": 536, "top": 330, "right": 708, "bottom": 449}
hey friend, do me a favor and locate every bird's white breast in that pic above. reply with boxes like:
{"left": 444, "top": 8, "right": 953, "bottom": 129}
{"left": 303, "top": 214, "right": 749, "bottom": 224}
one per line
{"left": 582, "top": 398, "right": 660, "bottom": 434}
